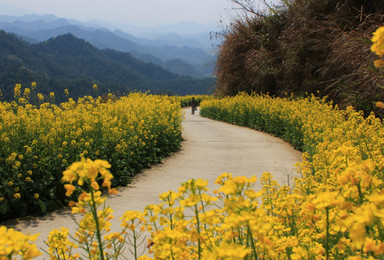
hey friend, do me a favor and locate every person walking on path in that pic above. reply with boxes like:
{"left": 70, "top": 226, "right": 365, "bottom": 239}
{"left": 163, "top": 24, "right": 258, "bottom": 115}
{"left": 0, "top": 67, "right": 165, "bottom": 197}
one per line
{"left": 191, "top": 97, "right": 197, "bottom": 115}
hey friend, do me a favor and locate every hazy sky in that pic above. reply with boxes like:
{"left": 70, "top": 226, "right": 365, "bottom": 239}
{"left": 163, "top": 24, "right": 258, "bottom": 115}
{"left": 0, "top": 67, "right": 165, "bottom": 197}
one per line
{"left": 0, "top": 0, "right": 239, "bottom": 26}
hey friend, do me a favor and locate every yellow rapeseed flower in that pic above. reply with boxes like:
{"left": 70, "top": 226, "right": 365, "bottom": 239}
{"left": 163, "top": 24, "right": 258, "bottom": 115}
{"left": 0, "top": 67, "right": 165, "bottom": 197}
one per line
{"left": 14, "top": 84, "right": 21, "bottom": 99}
{"left": 376, "top": 101, "right": 384, "bottom": 108}
{"left": 64, "top": 184, "right": 76, "bottom": 197}
{"left": 372, "top": 26, "right": 384, "bottom": 56}
{"left": 0, "top": 226, "right": 41, "bottom": 258}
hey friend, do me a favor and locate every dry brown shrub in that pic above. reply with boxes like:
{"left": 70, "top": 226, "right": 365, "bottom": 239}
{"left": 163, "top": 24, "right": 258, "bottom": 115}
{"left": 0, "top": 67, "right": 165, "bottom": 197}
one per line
{"left": 215, "top": 0, "right": 384, "bottom": 115}
{"left": 322, "top": 17, "right": 384, "bottom": 112}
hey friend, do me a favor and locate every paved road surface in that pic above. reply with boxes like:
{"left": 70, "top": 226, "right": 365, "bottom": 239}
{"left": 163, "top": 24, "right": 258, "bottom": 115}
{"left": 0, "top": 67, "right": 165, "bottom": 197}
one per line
{"left": 8, "top": 108, "right": 302, "bottom": 258}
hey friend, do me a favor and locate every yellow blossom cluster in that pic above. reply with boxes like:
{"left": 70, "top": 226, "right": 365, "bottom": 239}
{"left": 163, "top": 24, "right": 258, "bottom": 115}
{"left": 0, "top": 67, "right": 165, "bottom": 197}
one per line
{"left": 59, "top": 159, "right": 125, "bottom": 259}
{"left": 0, "top": 226, "right": 41, "bottom": 259}
{"left": 45, "top": 228, "right": 79, "bottom": 259}
{"left": 371, "top": 26, "right": 384, "bottom": 68}
{"left": 62, "top": 158, "right": 114, "bottom": 196}
{"left": 0, "top": 91, "right": 182, "bottom": 220}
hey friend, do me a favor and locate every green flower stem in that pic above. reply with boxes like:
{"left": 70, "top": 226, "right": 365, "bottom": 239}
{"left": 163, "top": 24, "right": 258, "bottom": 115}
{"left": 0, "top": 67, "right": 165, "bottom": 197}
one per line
{"left": 247, "top": 223, "right": 258, "bottom": 260}
{"left": 133, "top": 229, "right": 137, "bottom": 260}
{"left": 194, "top": 203, "right": 202, "bottom": 259}
{"left": 169, "top": 213, "right": 174, "bottom": 230}
{"left": 90, "top": 188, "right": 105, "bottom": 260}
{"left": 149, "top": 208, "right": 159, "bottom": 231}
{"left": 326, "top": 208, "right": 330, "bottom": 260}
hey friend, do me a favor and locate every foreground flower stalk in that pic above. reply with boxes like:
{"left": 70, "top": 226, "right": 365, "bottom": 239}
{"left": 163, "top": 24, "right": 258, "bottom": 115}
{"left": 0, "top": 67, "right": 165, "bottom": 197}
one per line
{"left": 57, "top": 158, "right": 121, "bottom": 259}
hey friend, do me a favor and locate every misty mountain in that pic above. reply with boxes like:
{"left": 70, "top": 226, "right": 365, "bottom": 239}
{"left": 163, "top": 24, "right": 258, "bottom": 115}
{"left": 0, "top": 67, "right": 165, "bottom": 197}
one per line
{"left": 163, "top": 59, "right": 202, "bottom": 78}
{"left": 0, "top": 14, "right": 218, "bottom": 77}
{"left": 133, "top": 53, "right": 215, "bottom": 78}
{"left": 113, "top": 29, "right": 215, "bottom": 52}
{"left": 134, "top": 21, "right": 219, "bottom": 36}
{"left": 0, "top": 30, "right": 215, "bottom": 102}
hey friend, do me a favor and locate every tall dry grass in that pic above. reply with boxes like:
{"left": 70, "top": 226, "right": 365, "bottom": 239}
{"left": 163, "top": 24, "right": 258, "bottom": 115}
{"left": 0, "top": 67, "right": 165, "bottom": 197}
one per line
{"left": 216, "top": 0, "right": 384, "bottom": 115}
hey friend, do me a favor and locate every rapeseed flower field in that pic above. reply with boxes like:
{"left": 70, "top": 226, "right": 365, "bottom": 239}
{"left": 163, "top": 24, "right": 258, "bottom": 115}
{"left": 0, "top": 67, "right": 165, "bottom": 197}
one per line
{"left": 5, "top": 90, "right": 384, "bottom": 259}
{"left": 200, "top": 93, "right": 384, "bottom": 259}
{"left": 0, "top": 92, "right": 182, "bottom": 220}
{"left": 2, "top": 26, "right": 384, "bottom": 259}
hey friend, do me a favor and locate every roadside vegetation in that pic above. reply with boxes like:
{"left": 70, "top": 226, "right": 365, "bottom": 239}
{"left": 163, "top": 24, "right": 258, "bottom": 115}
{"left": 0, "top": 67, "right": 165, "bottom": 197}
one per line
{"left": 6, "top": 91, "right": 384, "bottom": 259}
{"left": 216, "top": 0, "right": 384, "bottom": 115}
{"left": 177, "top": 95, "right": 214, "bottom": 108}
{"left": 0, "top": 88, "right": 182, "bottom": 221}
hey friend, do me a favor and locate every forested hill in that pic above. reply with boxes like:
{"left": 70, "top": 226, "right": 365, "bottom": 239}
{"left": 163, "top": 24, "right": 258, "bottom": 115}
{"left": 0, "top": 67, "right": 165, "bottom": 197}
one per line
{"left": 215, "top": 0, "right": 384, "bottom": 115}
{"left": 0, "top": 31, "right": 215, "bottom": 102}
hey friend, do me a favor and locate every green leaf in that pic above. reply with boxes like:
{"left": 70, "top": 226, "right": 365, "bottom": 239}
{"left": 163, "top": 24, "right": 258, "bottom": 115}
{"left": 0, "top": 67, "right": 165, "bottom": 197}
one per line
{"left": 37, "top": 199, "right": 46, "bottom": 213}
{"left": 0, "top": 204, "right": 7, "bottom": 214}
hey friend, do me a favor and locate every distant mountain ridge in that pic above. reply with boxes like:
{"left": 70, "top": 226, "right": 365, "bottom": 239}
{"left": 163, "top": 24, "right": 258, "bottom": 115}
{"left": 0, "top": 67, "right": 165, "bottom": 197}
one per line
{"left": 0, "top": 30, "right": 215, "bottom": 102}
{"left": 0, "top": 14, "right": 218, "bottom": 78}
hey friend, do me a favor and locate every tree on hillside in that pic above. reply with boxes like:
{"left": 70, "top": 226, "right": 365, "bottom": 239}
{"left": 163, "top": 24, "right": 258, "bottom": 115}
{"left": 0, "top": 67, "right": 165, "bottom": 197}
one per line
{"left": 229, "top": 0, "right": 286, "bottom": 17}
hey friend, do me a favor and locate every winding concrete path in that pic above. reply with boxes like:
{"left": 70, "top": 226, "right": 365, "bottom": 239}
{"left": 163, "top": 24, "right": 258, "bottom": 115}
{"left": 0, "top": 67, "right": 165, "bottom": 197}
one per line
{"left": 8, "top": 108, "right": 302, "bottom": 258}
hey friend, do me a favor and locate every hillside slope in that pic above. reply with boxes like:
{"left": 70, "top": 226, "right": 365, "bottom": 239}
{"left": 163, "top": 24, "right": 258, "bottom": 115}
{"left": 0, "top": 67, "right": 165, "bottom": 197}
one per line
{"left": 0, "top": 31, "right": 215, "bottom": 101}
{"left": 0, "top": 16, "right": 216, "bottom": 77}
